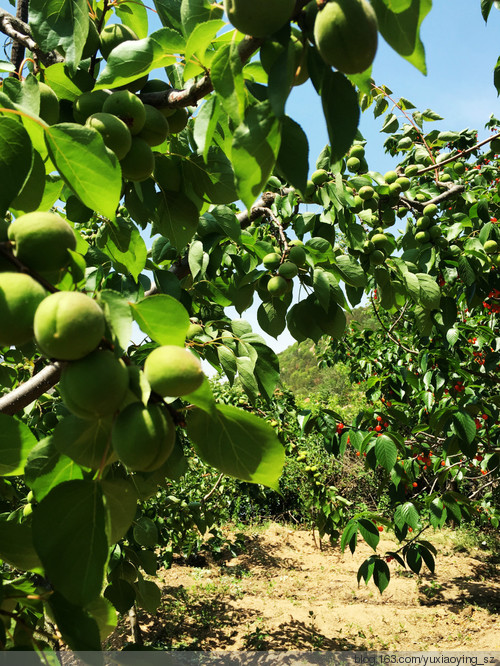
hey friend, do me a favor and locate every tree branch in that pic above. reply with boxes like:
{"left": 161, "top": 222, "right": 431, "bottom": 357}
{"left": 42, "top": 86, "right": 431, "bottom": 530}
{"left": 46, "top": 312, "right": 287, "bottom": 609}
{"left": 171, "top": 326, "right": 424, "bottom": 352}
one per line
{"left": 0, "top": 362, "right": 63, "bottom": 415}
{"left": 415, "top": 131, "right": 500, "bottom": 176}
{"left": 0, "top": 7, "right": 63, "bottom": 68}
{"left": 9, "top": 0, "right": 28, "bottom": 75}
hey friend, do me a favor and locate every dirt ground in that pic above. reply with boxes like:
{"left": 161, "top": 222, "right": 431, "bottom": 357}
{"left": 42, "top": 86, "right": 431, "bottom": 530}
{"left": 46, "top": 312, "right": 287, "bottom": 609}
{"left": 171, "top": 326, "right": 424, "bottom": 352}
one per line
{"left": 109, "top": 522, "right": 500, "bottom": 651}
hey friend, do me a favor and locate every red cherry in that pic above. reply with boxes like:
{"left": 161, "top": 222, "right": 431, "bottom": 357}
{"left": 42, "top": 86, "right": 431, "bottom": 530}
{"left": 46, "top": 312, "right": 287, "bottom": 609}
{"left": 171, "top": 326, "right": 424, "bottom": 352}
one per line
{"left": 375, "top": 425, "right": 382, "bottom": 432}
{"left": 412, "top": 482, "right": 418, "bottom": 488}
{"left": 378, "top": 525, "right": 383, "bottom": 532}
{"left": 376, "top": 415, "right": 383, "bottom": 422}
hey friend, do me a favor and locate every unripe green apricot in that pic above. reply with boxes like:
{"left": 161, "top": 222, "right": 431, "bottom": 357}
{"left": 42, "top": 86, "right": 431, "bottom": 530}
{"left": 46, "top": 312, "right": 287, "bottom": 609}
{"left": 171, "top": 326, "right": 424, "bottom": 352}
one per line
{"left": 112, "top": 402, "right": 175, "bottom": 472}
{"left": 8, "top": 212, "right": 76, "bottom": 273}
{"left": 423, "top": 203, "right": 438, "bottom": 217}
{"left": 415, "top": 230, "right": 430, "bottom": 243}
{"left": 120, "top": 137, "right": 155, "bottom": 182}
{"left": 358, "top": 185, "right": 374, "bottom": 201}
{"left": 384, "top": 170, "right": 398, "bottom": 184}
{"left": 349, "top": 144, "right": 365, "bottom": 159}
{"left": 346, "top": 157, "right": 360, "bottom": 173}
{"left": 397, "top": 137, "right": 413, "bottom": 150}
{"left": 140, "top": 79, "right": 171, "bottom": 95}
{"left": 429, "top": 225, "right": 442, "bottom": 240}
{"left": 38, "top": 82, "right": 59, "bottom": 125}
{"left": 405, "top": 164, "right": 419, "bottom": 177}
{"left": 263, "top": 252, "right": 281, "bottom": 270}
{"left": 59, "top": 349, "right": 129, "bottom": 419}
{"left": 164, "top": 107, "right": 188, "bottom": 133}
{"left": 314, "top": 0, "right": 378, "bottom": 74}
{"left": 102, "top": 90, "right": 146, "bottom": 135}
{"left": 416, "top": 215, "right": 431, "bottom": 230}
{"left": 137, "top": 105, "right": 169, "bottom": 146}
{"left": 453, "top": 161, "right": 466, "bottom": 175}
{"left": 186, "top": 323, "right": 203, "bottom": 339}
{"left": 369, "top": 249, "right": 385, "bottom": 265}
{"left": 144, "top": 345, "right": 204, "bottom": 397}
{"left": 388, "top": 182, "right": 402, "bottom": 197}
{"left": 73, "top": 90, "right": 111, "bottom": 124}
{"left": 395, "top": 176, "right": 410, "bottom": 191}
{"left": 484, "top": 239, "right": 499, "bottom": 254}
{"left": 34, "top": 291, "right": 105, "bottom": 360}
{"left": 100, "top": 23, "right": 138, "bottom": 59}
{"left": 288, "top": 245, "right": 306, "bottom": 267}
{"left": 371, "top": 233, "right": 388, "bottom": 250}
{"left": 267, "top": 275, "right": 288, "bottom": 297}
{"left": 224, "top": 0, "right": 295, "bottom": 38}
{"left": 278, "top": 261, "right": 298, "bottom": 279}
{"left": 0, "top": 273, "right": 46, "bottom": 346}
{"left": 311, "top": 169, "right": 330, "bottom": 185}
{"left": 86, "top": 112, "right": 132, "bottom": 160}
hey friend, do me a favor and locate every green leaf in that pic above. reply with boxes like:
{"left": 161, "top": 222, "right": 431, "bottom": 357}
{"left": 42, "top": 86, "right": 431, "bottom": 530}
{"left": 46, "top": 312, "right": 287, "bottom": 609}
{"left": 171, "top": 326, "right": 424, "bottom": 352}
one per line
{"left": 418, "top": 544, "right": 435, "bottom": 574}
{"left": 495, "top": 56, "right": 500, "bottom": 96}
{"left": 236, "top": 356, "right": 260, "bottom": 401}
{"left": 135, "top": 579, "right": 161, "bottom": 613}
{"left": 133, "top": 516, "right": 158, "bottom": 547}
{"left": 253, "top": 343, "right": 280, "bottom": 401}
{"left": 211, "top": 42, "right": 246, "bottom": 124}
{"left": 0, "top": 414, "right": 37, "bottom": 476}
{"left": 276, "top": 116, "right": 309, "bottom": 192}
{"left": 101, "top": 479, "right": 138, "bottom": 545}
{"left": 98, "top": 290, "right": 134, "bottom": 353}
{"left": 154, "top": 190, "right": 200, "bottom": 249}
{"left": 334, "top": 255, "right": 366, "bottom": 287}
{"left": 181, "top": 0, "right": 221, "bottom": 35}
{"left": 370, "top": 0, "right": 431, "bottom": 74}
{"left": 48, "top": 591, "right": 102, "bottom": 651}
{"left": 24, "top": 438, "right": 84, "bottom": 502}
{"left": 45, "top": 123, "right": 121, "bottom": 219}
{"left": 32, "top": 480, "right": 108, "bottom": 606}
{"left": 357, "top": 518, "right": 380, "bottom": 551}
{"left": 417, "top": 273, "right": 441, "bottom": 310}
{"left": 373, "top": 558, "right": 391, "bottom": 593}
{"left": 232, "top": 101, "right": 281, "bottom": 210}
{"left": 43, "top": 62, "right": 93, "bottom": 101}
{"left": 482, "top": 0, "right": 494, "bottom": 22}
{"left": 357, "top": 556, "right": 375, "bottom": 585}
{"left": 452, "top": 410, "right": 477, "bottom": 445}
{"left": 193, "top": 96, "right": 221, "bottom": 161}
{"left": 0, "top": 115, "right": 32, "bottom": 216}
{"left": 104, "top": 579, "right": 136, "bottom": 614}
{"left": 185, "top": 376, "right": 216, "bottom": 416}
{"left": 340, "top": 518, "right": 358, "bottom": 554}
{"left": 405, "top": 543, "right": 422, "bottom": 574}
{"left": 131, "top": 294, "right": 190, "bottom": 345}
{"left": 187, "top": 404, "right": 285, "bottom": 490}
{"left": 184, "top": 19, "right": 224, "bottom": 72}
{"left": 29, "top": 0, "right": 88, "bottom": 74}
{"left": 86, "top": 595, "right": 118, "bottom": 642}
{"left": 116, "top": 0, "right": 149, "bottom": 38}
{"left": 321, "top": 70, "right": 360, "bottom": 162}
{"left": 429, "top": 497, "right": 446, "bottom": 529}
{"left": 257, "top": 301, "right": 287, "bottom": 338}
{"left": 95, "top": 28, "right": 184, "bottom": 89}
{"left": 52, "top": 416, "right": 115, "bottom": 469}
{"left": 394, "top": 501, "right": 419, "bottom": 530}
{"left": 96, "top": 216, "right": 148, "bottom": 281}
{"left": 154, "top": 0, "right": 183, "bottom": 32}
{"left": 0, "top": 515, "right": 42, "bottom": 571}
{"left": 374, "top": 434, "right": 398, "bottom": 472}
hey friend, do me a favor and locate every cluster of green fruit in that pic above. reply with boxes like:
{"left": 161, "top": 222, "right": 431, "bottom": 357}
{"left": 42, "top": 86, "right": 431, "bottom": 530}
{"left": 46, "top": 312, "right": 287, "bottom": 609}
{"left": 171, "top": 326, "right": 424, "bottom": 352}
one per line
{"left": 350, "top": 170, "right": 410, "bottom": 227}
{"left": 225, "top": 0, "right": 378, "bottom": 76}
{"left": 260, "top": 242, "right": 307, "bottom": 297}
{"left": 0, "top": 213, "right": 204, "bottom": 472}
{"left": 412, "top": 203, "right": 446, "bottom": 248}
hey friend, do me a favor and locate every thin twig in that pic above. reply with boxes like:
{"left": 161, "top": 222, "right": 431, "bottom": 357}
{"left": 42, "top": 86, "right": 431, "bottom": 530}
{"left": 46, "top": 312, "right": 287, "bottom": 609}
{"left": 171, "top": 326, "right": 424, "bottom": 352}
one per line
{"left": 370, "top": 296, "right": 418, "bottom": 355}
{"left": 0, "top": 8, "right": 63, "bottom": 67}
{"left": 202, "top": 472, "right": 224, "bottom": 503}
{"left": 0, "top": 362, "right": 63, "bottom": 415}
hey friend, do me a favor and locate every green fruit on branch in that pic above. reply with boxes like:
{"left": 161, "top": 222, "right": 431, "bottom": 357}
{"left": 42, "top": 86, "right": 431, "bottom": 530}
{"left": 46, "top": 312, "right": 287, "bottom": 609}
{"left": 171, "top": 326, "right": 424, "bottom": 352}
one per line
{"left": 140, "top": 79, "right": 171, "bottom": 95}
{"left": 186, "top": 323, "right": 203, "bottom": 340}
{"left": 263, "top": 252, "right": 281, "bottom": 270}
{"left": 38, "top": 82, "right": 59, "bottom": 125}
{"left": 99, "top": 23, "right": 138, "bottom": 59}
{"left": 484, "top": 239, "right": 499, "bottom": 254}
{"left": 416, "top": 215, "right": 431, "bottom": 230}
{"left": 311, "top": 169, "right": 330, "bottom": 185}
{"left": 349, "top": 144, "right": 365, "bottom": 159}
{"left": 415, "top": 230, "right": 430, "bottom": 243}
{"left": 8, "top": 212, "right": 77, "bottom": 273}
{"left": 429, "top": 226, "right": 442, "bottom": 240}
{"left": 314, "top": 0, "right": 378, "bottom": 74}
{"left": 163, "top": 107, "right": 188, "bottom": 133}
{"left": 144, "top": 345, "right": 204, "bottom": 397}
{"left": 59, "top": 350, "right": 129, "bottom": 419}
{"left": 260, "top": 32, "right": 309, "bottom": 87}
{"left": 369, "top": 249, "right": 385, "bottom": 265}
{"left": 384, "top": 170, "right": 398, "bottom": 184}
{"left": 0, "top": 273, "right": 46, "bottom": 346}
{"left": 102, "top": 90, "right": 146, "bottom": 135}
{"left": 86, "top": 113, "right": 132, "bottom": 160}
{"left": 267, "top": 275, "right": 289, "bottom": 297}
{"left": 358, "top": 185, "right": 374, "bottom": 201}
{"left": 288, "top": 245, "right": 306, "bottom": 267}
{"left": 122, "top": 75, "right": 149, "bottom": 93}
{"left": 405, "top": 164, "right": 419, "bottom": 177}
{"left": 120, "top": 137, "right": 155, "bottom": 182}
{"left": 397, "top": 137, "right": 413, "bottom": 150}
{"left": 11, "top": 150, "right": 45, "bottom": 213}
{"left": 278, "top": 261, "right": 299, "bottom": 279}
{"left": 395, "top": 176, "right": 410, "bottom": 191}
{"left": 137, "top": 105, "right": 169, "bottom": 146}
{"left": 346, "top": 157, "right": 361, "bottom": 173}
{"left": 423, "top": 203, "right": 438, "bottom": 217}
{"left": 224, "top": 0, "right": 295, "bottom": 38}
{"left": 388, "top": 182, "right": 402, "bottom": 196}
{"left": 112, "top": 402, "right": 175, "bottom": 472}
{"left": 73, "top": 90, "right": 111, "bottom": 124}
{"left": 453, "top": 161, "right": 466, "bottom": 175}
{"left": 34, "top": 291, "right": 105, "bottom": 360}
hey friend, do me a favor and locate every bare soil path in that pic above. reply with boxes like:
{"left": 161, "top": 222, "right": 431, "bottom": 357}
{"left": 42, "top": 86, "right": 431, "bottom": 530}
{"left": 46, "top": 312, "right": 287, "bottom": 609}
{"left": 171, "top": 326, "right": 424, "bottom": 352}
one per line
{"left": 108, "top": 523, "right": 500, "bottom": 651}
